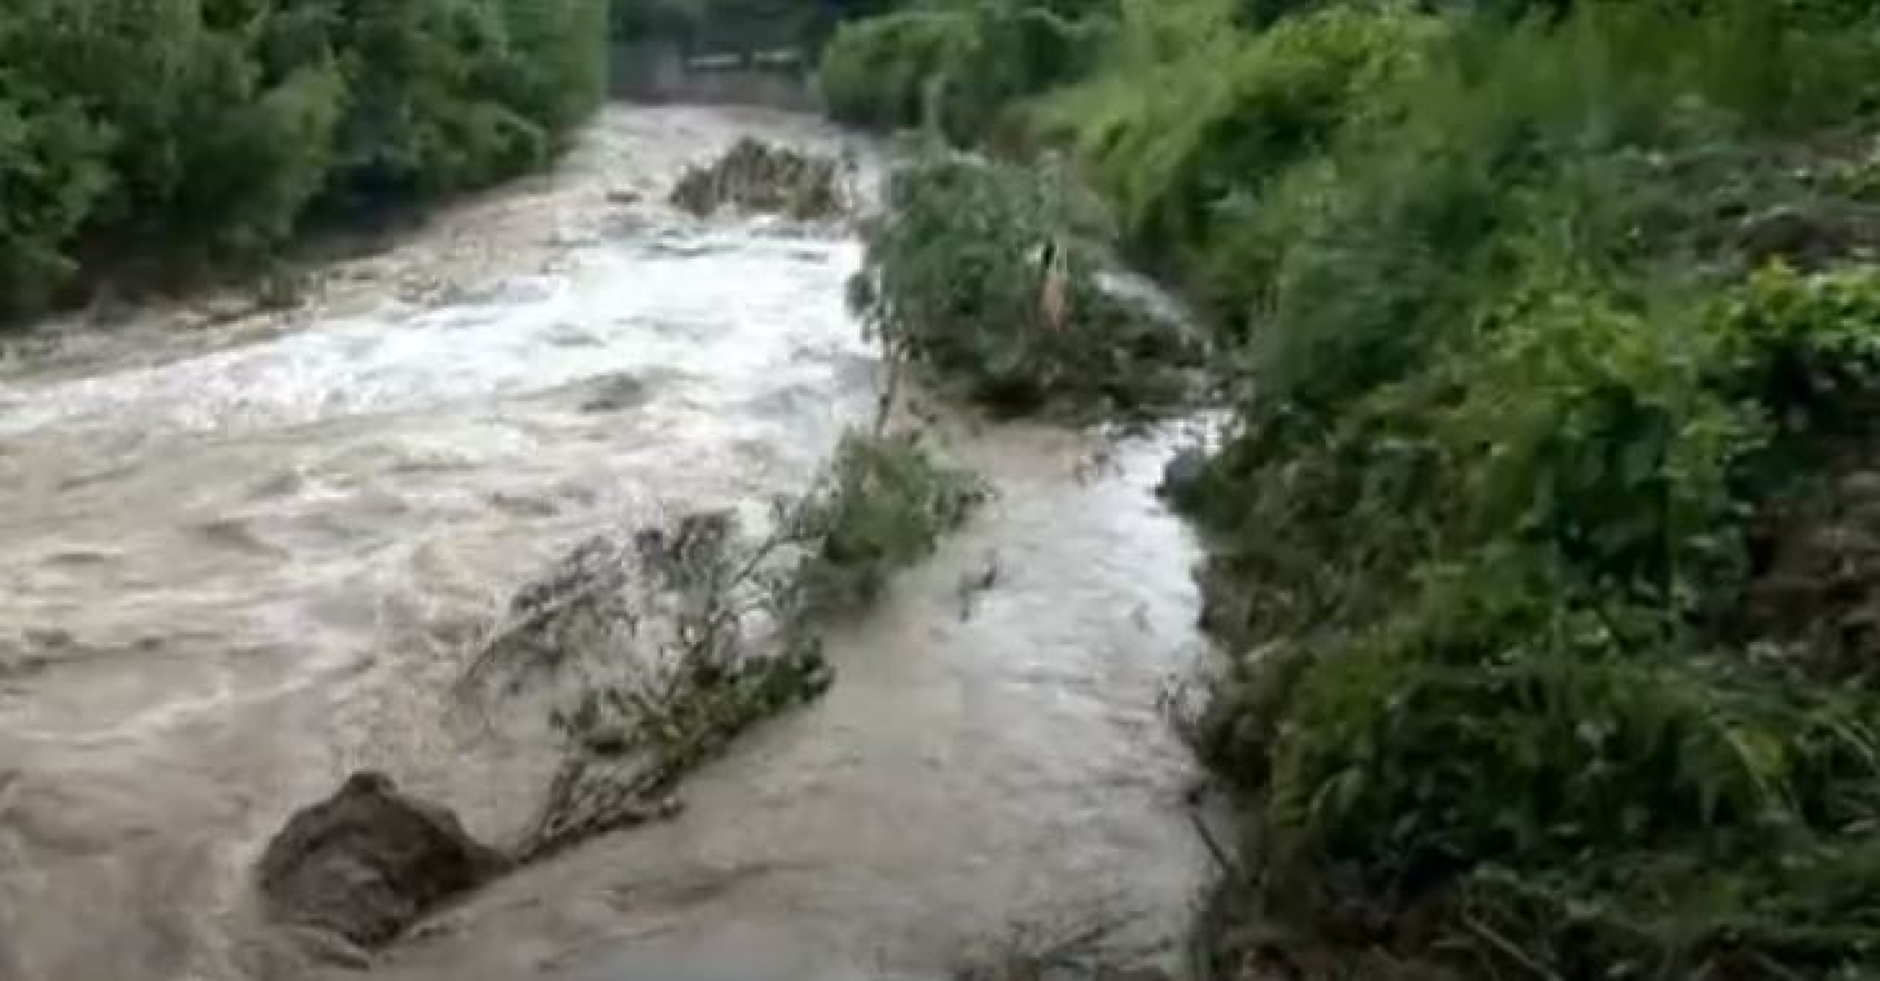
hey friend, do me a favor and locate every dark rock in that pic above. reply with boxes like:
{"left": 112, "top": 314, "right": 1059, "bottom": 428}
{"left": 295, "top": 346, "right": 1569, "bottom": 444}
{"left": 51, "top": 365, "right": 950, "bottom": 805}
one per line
{"left": 1157, "top": 448, "right": 1208, "bottom": 505}
{"left": 256, "top": 771, "right": 509, "bottom": 950}
{"left": 579, "top": 373, "right": 652, "bottom": 414}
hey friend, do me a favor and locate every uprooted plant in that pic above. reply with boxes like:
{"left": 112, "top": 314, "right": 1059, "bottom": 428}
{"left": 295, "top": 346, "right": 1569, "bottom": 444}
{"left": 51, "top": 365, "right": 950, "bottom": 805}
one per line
{"left": 461, "top": 429, "right": 984, "bottom": 862}
{"left": 793, "top": 429, "right": 988, "bottom": 618}
{"left": 669, "top": 137, "right": 853, "bottom": 220}
{"left": 851, "top": 152, "right": 1203, "bottom": 419}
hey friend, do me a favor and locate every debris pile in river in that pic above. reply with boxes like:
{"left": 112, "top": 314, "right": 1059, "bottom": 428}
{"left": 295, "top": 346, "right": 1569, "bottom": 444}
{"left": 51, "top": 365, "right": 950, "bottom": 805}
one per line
{"left": 669, "top": 137, "right": 850, "bottom": 220}
{"left": 479, "top": 433, "right": 982, "bottom": 857}
{"left": 463, "top": 432, "right": 983, "bottom": 703}
{"left": 508, "top": 509, "right": 836, "bottom": 863}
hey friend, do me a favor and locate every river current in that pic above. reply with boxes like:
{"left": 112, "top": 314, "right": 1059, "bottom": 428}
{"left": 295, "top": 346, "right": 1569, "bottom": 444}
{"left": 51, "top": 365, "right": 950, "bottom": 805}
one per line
{"left": 0, "top": 105, "right": 1210, "bottom": 981}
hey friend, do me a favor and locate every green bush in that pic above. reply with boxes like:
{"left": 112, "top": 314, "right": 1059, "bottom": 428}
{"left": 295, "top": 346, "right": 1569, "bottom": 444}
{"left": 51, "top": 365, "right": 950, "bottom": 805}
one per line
{"left": 1193, "top": 264, "right": 1880, "bottom": 975}
{"left": 1264, "top": 552, "right": 1880, "bottom": 976}
{"left": 1154, "top": 0, "right": 1880, "bottom": 974}
{"left": 819, "top": 0, "right": 1880, "bottom": 970}
{"left": 817, "top": 1, "right": 1105, "bottom": 144}
{"left": 0, "top": 80, "right": 112, "bottom": 312}
{"left": 852, "top": 152, "right": 1199, "bottom": 415}
{"left": 794, "top": 430, "right": 988, "bottom": 616}
{"left": 0, "top": 0, "right": 609, "bottom": 322}
{"left": 819, "top": 10, "right": 974, "bottom": 130}
{"left": 1037, "top": 4, "right": 1436, "bottom": 264}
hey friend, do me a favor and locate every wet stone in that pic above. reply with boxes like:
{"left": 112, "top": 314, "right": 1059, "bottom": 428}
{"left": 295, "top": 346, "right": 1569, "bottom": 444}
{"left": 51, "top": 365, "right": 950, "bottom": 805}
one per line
{"left": 1156, "top": 448, "right": 1208, "bottom": 505}
{"left": 256, "top": 771, "right": 509, "bottom": 951}
{"left": 579, "top": 373, "right": 652, "bottom": 414}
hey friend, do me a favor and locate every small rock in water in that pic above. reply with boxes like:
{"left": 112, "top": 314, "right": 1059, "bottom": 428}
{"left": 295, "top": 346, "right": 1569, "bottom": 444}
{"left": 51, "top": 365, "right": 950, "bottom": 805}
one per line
{"left": 1156, "top": 448, "right": 1208, "bottom": 504}
{"left": 256, "top": 771, "right": 509, "bottom": 951}
{"left": 579, "top": 373, "right": 652, "bottom": 414}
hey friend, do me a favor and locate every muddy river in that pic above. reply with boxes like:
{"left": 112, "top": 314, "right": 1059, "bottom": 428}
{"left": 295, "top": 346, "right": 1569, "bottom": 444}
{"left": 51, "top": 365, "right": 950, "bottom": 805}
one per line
{"left": 0, "top": 106, "right": 1210, "bottom": 981}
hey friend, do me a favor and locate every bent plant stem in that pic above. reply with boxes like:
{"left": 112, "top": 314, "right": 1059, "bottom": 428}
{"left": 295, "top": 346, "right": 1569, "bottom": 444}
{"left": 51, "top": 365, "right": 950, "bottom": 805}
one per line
{"left": 479, "top": 426, "right": 983, "bottom": 864}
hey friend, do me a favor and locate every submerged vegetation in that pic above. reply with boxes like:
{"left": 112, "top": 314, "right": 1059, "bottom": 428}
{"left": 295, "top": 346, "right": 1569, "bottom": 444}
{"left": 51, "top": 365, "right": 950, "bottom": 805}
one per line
{"left": 853, "top": 151, "right": 1201, "bottom": 417}
{"left": 669, "top": 137, "right": 852, "bottom": 219}
{"left": 793, "top": 429, "right": 989, "bottom": 616}
{"left": 825, "top": 0, "right": 1880, "bottom": 974}
{"left": 466, "top": 426, "right": 983, "bottom": 861}
{"left": 0, "top": 0, "right": 610, "bottom": 321}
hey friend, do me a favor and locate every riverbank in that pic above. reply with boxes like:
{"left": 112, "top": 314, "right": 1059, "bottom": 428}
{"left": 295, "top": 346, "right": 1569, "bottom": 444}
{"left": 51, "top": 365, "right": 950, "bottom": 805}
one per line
{"left": 816, "top": 0, "right": 1880, "bottom": 975}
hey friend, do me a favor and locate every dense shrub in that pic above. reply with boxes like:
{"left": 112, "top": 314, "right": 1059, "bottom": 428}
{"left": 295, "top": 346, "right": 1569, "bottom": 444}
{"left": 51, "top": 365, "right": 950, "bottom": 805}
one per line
{"left": 0, "top": 0, "right": 608, "bottom": 321}
{"left": 817, "top": 0, "right": 1106, "bottom": 144}
{"left": 820, "top": 0, "right": 1880, "bottom": 970}
{"left": 0, "top": 79, "right": 112, "bottom": 312}
{"left": 852, "top": 152, "right": 1200, "bottom": 415}
{"left": 819, "top": 10, "right": 977, "bottom": 130}
{"left": 1036, "top": 3, "right": 1436, "bottom": 272}
{"left": 793, "top": 430, "right": 989, "bottom": 617}
{"left": 1152, "top": 0, "right": 1880, "bottom": 974}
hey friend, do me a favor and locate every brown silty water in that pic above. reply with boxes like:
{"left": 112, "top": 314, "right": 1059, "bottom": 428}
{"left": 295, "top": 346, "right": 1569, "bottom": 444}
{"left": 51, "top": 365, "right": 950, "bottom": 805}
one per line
{"left": 0, "top": 105, "right": 1212, "bottom": 981}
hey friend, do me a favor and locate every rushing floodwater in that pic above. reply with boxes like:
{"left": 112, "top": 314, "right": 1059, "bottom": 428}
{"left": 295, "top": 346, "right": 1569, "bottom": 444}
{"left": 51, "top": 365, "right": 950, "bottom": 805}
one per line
{"left": 0, "top": 106, "right": 1210, "bottom": 981}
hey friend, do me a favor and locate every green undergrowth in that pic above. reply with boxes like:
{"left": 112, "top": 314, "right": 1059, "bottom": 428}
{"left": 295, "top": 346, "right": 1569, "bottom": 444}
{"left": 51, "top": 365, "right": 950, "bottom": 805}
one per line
{"left": 852, "top": 150, "right": 1202, "bottom": 418}
{"left": 817, "top": 0, "right": 1111, "bottom": 147}
{"left": 1031, "top": 0, "right": 1439, "bottom": 300}
{"left": 472, "top": 427, "right": 984, "bottom": 859}
{"left": 1146, "top": 2, "right": 1880, "bottom": 977}
{"left": 828, "top": 0, "right": 1880, "bottom": 974}
{"left": 0, "top": 0, "right": 608, "bottom": 321}
{"left": 794, "top": 429, "right": 989, "bottom": 617}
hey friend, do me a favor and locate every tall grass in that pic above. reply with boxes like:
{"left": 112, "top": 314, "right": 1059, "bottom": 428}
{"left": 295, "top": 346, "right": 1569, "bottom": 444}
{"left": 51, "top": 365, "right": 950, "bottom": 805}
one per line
{"left": 1008, "top": 0, "right": 1880, "bottom": 973}
{"left": 1151, "top": 3, "right": 1880, "bottom": 976}
{"left": 816, "top": 0, "right": 1108, "bottom": 145}
{"left": 820, "top": 0, "right": 1880, "bottom": 970}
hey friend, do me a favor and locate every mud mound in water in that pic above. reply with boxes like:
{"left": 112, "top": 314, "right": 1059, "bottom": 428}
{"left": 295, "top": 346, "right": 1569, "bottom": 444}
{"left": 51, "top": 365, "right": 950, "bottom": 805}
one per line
{"left": 669, "top": 138, "right": 849, "bottom": 220}
{"left": 256, "top": 772, "right": 508, "bottom": 952}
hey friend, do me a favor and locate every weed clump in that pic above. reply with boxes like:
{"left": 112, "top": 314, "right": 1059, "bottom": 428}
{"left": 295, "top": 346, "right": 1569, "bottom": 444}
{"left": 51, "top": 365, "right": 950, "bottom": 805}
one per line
{"left": 817, "top": 2, "right": 1104, "bottom": 146}
{"left": 0, "top": 0, "right": 610, "bottom": 322}
{"left": 464, "top": 430, "right": 983, "bottom": 861}
{"left": 794, "top": 430, "right": 989, "bottom": 617}
{"left": 852, "top": 152, "right": 1201, "bottom": 417}
{"left": 823, "top": 0, "right": 1880, "bottom": 971}
{"left": 1146, "top": 1, "right": 1880, "bottom": 975}
{"left": 1033, "top": 2, "right": 1437, "bottom": 298}
{"left": 669, "top": 138, "right": 851, "bottom": 221}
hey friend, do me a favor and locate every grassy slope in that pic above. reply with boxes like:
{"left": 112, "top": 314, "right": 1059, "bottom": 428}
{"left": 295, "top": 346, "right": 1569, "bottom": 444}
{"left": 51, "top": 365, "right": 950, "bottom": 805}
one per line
{"left": 826, "top": 0, "right": 1880, "bottom": 975}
